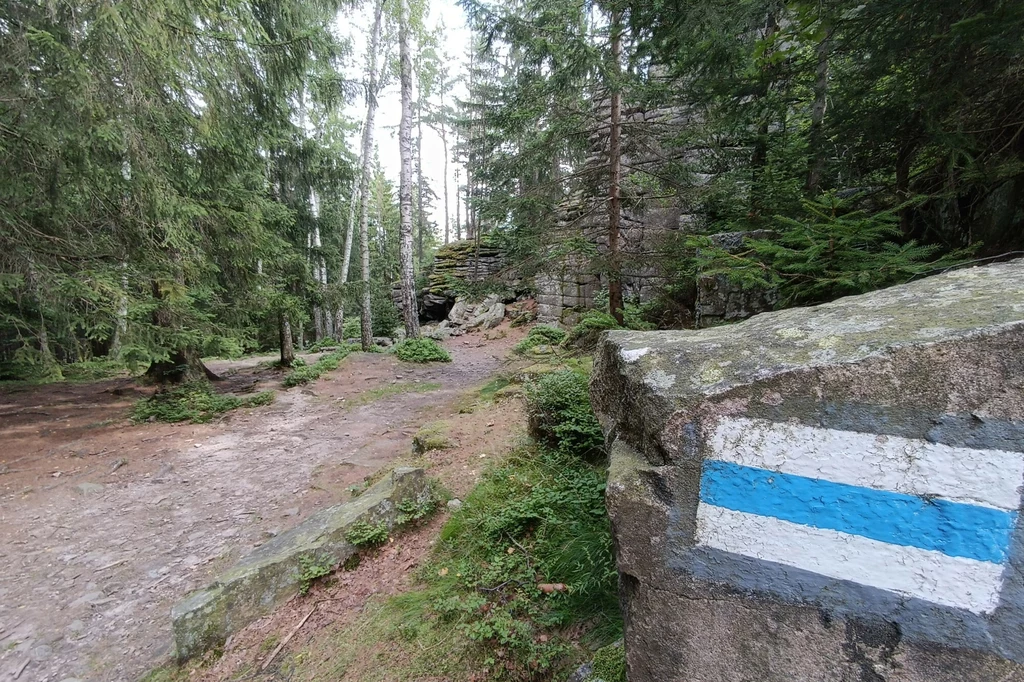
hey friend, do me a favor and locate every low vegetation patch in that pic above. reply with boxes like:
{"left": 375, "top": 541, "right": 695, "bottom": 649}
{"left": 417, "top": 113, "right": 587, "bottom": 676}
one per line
{"left": 513, "top": 324, "right": 567, "bottom": 354}
{"left": 346, "top": 381, "right": 442, "bottom": 408}
{"left": 132, "top": 382, "right": 274, "bottom": 424}
{"left": 345, "top": 520, "right": 391, "bottom": 548}
{"left": 412, "top": 421, "right": 453, "bottom": 454}
{"left": 283, "top": 347, "right": 352, "bottom": 387}
{"left": 298, "top": 553, "right": 335, "bottom": 595}
{"left": 563, "top": 311, "right": 622, "bottom": 351}
{"left": 394, "top": 338, "right": 452, "bottom": 363}
{"left": 298, "top": 365, "right": 618, "bottom": 682}
{"left": 524, "top": 368, "right": 604, "bottom": 459}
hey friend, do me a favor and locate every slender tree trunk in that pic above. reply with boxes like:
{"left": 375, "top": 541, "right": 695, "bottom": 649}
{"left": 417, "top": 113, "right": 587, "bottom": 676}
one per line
{"left": 607, "top": 10, "right": 625, "bottom": 325}
{"left": 398, "top": 0, "right": 420, "bottom": 338}
{"left": 805, "top": 24, "right": 832, "bottom": 195}
{"left": 358, "top": 0, "right": 385, "bottom": 351}
{"left": 896, "top": 143, "right": 915, "bottom": 237}
{"left": 279, "top": 313, "right": 295, "bottom": 367}
{"left": 417, "top": 98, "right": 425, "bottom": 269}
{"left": 110, "top": 259, "right": 129, "bottom": 357}
{"left": 455, "top": 167, "right": 462, "bottom": 240}
{"left": 750, "top": 12, "right": 779, "bottom": 215}
{"left": 441, "top": 118, "right": 450, "bottom": 244}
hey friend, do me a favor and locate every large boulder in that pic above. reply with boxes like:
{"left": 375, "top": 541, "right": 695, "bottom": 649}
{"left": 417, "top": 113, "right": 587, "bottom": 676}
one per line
{"left": 592, "top": 260, "right": 1024, "bottom": 682}
{"left": 466, "top": 294, "right": 506, "bottom": 330}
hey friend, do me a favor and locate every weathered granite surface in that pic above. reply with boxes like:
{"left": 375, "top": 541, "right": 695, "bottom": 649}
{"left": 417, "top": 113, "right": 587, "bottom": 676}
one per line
{"left": 592, "top": 260, "right": 1024, "bottom": 681}
{"left": 170, "top": 468, "right": 428, "bottom": 661}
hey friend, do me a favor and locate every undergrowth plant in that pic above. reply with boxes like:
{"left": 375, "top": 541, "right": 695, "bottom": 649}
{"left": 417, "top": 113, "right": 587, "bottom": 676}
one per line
{"left": 394, "top": 338, "right": 452, "bottom": 363}
{"left": 345, "top": 520, "right": 390, "bottom": 548}
{"left": 524, "top": 368, "right": 604, "bottom": 459}
{"left": 297, "top": 553, "right": 334, "bottom": 595}
{"left": 283, "top": 347, "right": 352, "bottom": 387}
{"left": 513, "top": 324, "right": 567, "bottom": 354}
{"left": 132, "top": 382, "right": 274, "bottom": 423}
{"left": 378, "top": 445, "right": 619, "bottom": 680}
{"left": 563, "top": 311, "right": 621, "bottom": 351}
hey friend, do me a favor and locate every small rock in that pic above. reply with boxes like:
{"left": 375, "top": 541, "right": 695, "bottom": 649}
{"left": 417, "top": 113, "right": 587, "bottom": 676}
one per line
{"left": 73, "top": 482, "right": 104, "bottom": 496}
{"left": 283, "top": 507, "right": 300, "bottom": 517}
{"left": 31, "top": 644, "right": 54, "bottom": 661}
{"left": 447, "top": 499, "right": 463, "bottom": 512}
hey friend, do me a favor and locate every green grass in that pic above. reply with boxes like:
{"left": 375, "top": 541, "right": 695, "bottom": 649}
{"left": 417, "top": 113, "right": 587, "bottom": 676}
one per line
{"left": 513, "top": 325, "right": 567, "bottom": 354}
{"left": 283, "top": 346, "right": 353, "bottom": 387}
{"left": 477, "top": 376, "right": 512, "bottom": 402}
{"left": 393, "top": 338, "right": 452, "bottom": 363}
{"left": 301, "top": 445, "right": 620, "bottom": 682}
{"left": 345, "top": 381, "right": 442, "bottom": 408}
{"left": 131, "top": 382, "right": 275, "bottom": 423}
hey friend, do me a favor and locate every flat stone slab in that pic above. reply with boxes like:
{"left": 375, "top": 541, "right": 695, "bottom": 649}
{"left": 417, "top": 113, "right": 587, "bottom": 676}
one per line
{"left": 592, "top": 260, "right": 1024, "bottom": 681}
{"left": 170, "top": 467, "right": 428, "bottom": 661}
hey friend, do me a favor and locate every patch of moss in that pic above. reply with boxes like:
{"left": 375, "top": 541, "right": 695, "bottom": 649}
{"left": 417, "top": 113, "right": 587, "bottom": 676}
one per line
{"left": 591, "top": 641, "right": 626, "bottom": 682}
{"left": 412, "top": 421, "right": 453, "bottom": 454}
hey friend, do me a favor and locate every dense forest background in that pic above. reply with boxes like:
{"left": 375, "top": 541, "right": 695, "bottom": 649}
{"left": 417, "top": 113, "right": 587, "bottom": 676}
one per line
{"left": 2, "top": 0, "right": 1023, "bottom": 382}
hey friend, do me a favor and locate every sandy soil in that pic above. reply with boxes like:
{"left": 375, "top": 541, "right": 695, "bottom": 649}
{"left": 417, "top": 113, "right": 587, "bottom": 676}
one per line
{"left": 0, "top": 326, "right": 526, "bottom": 682}
{"left": 188, "top": 386, "right": 529, "bottom": 682}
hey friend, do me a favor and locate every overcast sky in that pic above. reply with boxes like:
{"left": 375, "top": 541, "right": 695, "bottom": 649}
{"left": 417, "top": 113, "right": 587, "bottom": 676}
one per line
{"left": 336, "top": 0, "right": 473, "bottom": 240}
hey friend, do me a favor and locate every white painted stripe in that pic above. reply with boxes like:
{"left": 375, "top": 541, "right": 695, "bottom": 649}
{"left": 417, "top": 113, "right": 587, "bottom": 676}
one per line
{"left": 710, "top": 417, "right": 1024, "bottom": 511}
{"left": 697, "top": 504, "right": 1005, "bottom": 614}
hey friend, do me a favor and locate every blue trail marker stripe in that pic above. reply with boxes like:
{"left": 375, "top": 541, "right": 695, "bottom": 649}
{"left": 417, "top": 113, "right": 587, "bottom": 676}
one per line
{"left": 699, "top": 460, "right": 1017, "bottom": 564}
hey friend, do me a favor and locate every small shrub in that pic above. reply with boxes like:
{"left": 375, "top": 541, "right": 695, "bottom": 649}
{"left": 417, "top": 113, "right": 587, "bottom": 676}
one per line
{"left": 283, "top": 347, "right": 351, "bottom": 387}
{"left": 524, "top": 369, "right": 604, "bottom": 458}
{"left": 563, "top": 311, "right": 622, "bottom": 351}
{"left": 342, "top": 318, "right": 361, "bottom": 340}
{"left": 397, "top": 495, "right": 438, "bottom": 525}
{"left": 132, "top": 382, "right": 274, "bottom": 423}
{"left": 346, "top": 520, "right": 390, "bottom": 547}
{"left": 297, "top": 553, "right": 334, "bottom": 595}
{"left": 513, "top": 324, "right": 567, "bottom": 354}
{"left": 307, "top": 337, "right": 340, "bottom": 353}
{"left": 394, "top": 338, "right": 452, "bottom": 363}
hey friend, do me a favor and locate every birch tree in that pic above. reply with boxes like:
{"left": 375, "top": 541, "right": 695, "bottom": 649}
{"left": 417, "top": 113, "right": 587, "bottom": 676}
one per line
{"left": 398, "top": 0, "right": 421, "bottom": 338}
{"left": 357, "top": 0, "right": 386, "bottom": 351}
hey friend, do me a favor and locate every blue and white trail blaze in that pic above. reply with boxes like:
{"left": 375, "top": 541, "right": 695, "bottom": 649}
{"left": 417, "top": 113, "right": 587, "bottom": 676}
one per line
{"left": 696, "top": 417, "right": 1024, "bottom": 615}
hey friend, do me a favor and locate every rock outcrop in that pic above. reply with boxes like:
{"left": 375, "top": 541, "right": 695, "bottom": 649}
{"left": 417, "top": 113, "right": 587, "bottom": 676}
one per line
{"left": 592, "top": 260, "right": 1024, "bottom": 681}
{"left": 170, "top": 468, "right": 429, "bottom": 661}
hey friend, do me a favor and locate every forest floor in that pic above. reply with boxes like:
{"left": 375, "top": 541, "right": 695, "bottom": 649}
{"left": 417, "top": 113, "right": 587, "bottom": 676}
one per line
{"left": 0, "top": 323, "right": 529, "bottom": 682}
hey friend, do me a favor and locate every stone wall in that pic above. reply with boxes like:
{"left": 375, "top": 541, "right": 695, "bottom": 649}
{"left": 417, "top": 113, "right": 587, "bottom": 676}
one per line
{"left": 591, "top": 260, "right": 1024, "bottom": 681}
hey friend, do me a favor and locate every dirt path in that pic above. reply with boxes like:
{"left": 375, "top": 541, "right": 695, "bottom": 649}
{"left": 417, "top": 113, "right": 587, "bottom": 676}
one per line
{"left": 0, "top": 330, "right": 523, "bottom": 682}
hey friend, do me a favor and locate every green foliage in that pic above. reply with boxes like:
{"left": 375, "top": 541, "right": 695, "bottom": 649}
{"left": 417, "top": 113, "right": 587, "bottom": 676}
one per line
{"left": 591, "top": 642, "right": 626, "bottom": 682}
{"left": 563, "top": 311, "right": 622, "bottom": 351}
{"left": 345, "top": 520, "right": 390, "bottom": 548}
{"left": 394, "top": 338, "right": 452, "bottom": 363}
{"left": 342, "top": 318, "right": 361, "bottom": 340}
{"left": 387, "top": 445, "right": 619, "bottom": 679}
{"left": 282, "top": 347, "right": 352, "bottom": 387}
{"left": 692, "top": 195, "right": 973, "bottom": 307}
{"left": 524, "top": 369, "right": 604, "bottom": 459}
{"left": 306, "top": 337, "right": 341, "bottom": 353}
{"left": 297, "top": 554, "right": 334, "bottom": 596}
{"left": 513, "top": 325, "right": 567, "bottom": 354}
{"left": 131, "top": 382, "right": 275, "bottom": 424}
{"left": 396, "top": 493, "right": 439, "bottom": 525}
